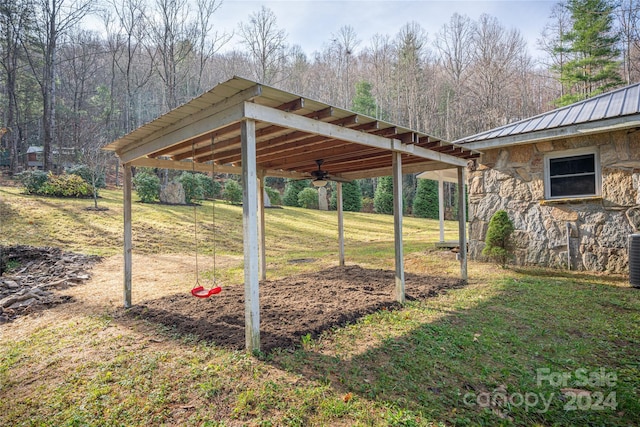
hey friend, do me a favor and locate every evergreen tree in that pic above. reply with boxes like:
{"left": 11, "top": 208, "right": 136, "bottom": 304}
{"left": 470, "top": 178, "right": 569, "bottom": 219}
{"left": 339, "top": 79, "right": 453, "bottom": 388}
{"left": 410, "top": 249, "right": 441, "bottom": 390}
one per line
{"left": 283, "top": 179, "right": 310, "bottom": 207}
{"left": 351, "top": 80, "right": 377, "bottom": 117}
{"left": 330, "top": 181, "right": 362, "bottom": 212}
{"left": 413, "top": 179, "right": 439, "bottom": 219}
{"left": 374, "top": 176, "right": 394, "bottom": 214}
{"left": 556, "top": 0, "right": 622, "bottom": 106}
{"left": 482, "top": 210, "right": 515, "bottom": 267}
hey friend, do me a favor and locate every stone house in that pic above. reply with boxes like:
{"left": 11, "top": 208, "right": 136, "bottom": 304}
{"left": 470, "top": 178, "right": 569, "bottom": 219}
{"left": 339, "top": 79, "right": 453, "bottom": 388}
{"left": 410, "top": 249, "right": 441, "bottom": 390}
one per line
{"left": 455, "top": 84, "right": 640, "bottom": 273}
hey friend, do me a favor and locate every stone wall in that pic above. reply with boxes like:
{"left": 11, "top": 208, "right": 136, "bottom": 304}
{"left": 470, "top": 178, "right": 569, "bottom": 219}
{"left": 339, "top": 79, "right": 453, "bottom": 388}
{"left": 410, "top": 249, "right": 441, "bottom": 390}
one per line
{"left": 467, "top": 129, "right": 640, "bottom": 273}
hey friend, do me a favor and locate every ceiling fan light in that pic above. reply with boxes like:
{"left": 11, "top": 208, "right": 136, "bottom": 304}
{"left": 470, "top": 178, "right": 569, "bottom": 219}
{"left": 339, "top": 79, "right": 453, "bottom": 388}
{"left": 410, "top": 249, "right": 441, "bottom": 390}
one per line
{"left": 312, "top": 178, "right": 327, "bottom": 187}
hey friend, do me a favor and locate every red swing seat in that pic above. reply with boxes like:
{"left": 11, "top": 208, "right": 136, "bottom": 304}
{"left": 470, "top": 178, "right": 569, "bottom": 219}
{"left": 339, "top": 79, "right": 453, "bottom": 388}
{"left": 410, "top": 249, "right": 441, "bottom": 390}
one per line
{"left": 191, "top": 285, "right": 222, "bottom": 298}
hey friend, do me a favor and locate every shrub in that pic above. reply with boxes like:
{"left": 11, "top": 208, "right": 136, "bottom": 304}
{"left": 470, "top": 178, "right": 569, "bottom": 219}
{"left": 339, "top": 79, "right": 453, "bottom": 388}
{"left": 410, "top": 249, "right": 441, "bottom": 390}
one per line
{"left": 16, "top": 170, "right": 49, "bottom": 194}
{"left": 39, "top": 173, "right": 92, "bottom": 197}
{"left": 66, "top": 165, "right": 105, "bottom": 189}
{"left": 413, "top": 179, "right": 439, "bottom": 219}
{"left": 298, "top": 187, "right": 318, "bottom": 209}
{"left": 329, "top": 181, "right": 362, "bottom": 212}
{"left": 482, "top": 210, "right": 515, "bottom": 267}
{"left": 223, "top": 179, "right": 242, "bottom": 204}
{"left": 133, "top": 171, "right": 160, "bottom": 203}
{"left": 361, "top": 197, "right": 374, "bottom": 213}
{"left": 283, "top": 179, "right": 310, "bottom": 207}
{"left": 196, "top": 174, "right": 221, "bottom": 199}
{"left": 265, "top": 186, "right": 282, "bottom": 205}
{"left": 178, "top": 172, "right": 204, "bottom": 203}
{"left": 374, "top": 176, "right": 394, "bottom": 214}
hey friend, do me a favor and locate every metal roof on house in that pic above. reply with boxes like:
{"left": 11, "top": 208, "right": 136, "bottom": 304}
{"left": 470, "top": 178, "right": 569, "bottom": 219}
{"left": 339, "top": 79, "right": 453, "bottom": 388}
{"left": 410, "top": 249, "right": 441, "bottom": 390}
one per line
{"left": 455, "top": 83, "right": 640, "bottom": 150}
{"left": 104, "top": 76, "right": 478, "bottom": 180}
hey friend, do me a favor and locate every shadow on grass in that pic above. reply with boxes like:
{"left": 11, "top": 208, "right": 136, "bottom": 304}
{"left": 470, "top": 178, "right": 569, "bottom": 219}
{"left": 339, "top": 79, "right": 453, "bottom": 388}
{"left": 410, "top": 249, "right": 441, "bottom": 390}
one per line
{"left": 265, "top": 273, "right": 640, "bottom": 426}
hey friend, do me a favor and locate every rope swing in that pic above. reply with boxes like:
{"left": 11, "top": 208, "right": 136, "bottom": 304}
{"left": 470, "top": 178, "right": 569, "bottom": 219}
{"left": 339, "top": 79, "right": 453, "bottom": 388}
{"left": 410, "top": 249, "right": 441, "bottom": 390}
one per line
{"left": 190, "top": 139, "right": 222, "bottom": 298}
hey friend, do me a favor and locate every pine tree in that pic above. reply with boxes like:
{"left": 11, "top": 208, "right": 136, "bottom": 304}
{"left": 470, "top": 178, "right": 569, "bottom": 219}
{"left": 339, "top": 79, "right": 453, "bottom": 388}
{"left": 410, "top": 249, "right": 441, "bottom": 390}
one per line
{"left": 373, "top": 176, "right": 394, "bottom": 214}
{"left": 283, "top": 179, "right": 310, "bottom": 206}
{"left": 556, "top": 0, "right": 622, "bottom": 106}
{"left": 351, "top": 81, "right": 377, "bottom": 117}
{"left": 330, "top": 181, "right": 362, "bottom": 212}
{"left": 413, "top": 179, "right": 439, "bottom": 219}
{"left": 482, "top": 210, "right": 515, "bottom": 267}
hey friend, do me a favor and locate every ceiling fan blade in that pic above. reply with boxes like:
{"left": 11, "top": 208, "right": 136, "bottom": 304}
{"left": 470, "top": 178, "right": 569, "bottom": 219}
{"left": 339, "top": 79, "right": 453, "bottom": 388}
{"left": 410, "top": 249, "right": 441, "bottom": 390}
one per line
{"left": 327, "top": 175, "right": 352, "bottom": 183}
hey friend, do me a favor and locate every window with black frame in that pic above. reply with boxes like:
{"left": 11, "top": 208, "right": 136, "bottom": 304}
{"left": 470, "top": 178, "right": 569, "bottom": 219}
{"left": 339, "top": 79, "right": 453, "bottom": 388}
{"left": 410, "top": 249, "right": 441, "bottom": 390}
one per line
{"left": 545, "top": 149, "right": 600, "bottom": 199}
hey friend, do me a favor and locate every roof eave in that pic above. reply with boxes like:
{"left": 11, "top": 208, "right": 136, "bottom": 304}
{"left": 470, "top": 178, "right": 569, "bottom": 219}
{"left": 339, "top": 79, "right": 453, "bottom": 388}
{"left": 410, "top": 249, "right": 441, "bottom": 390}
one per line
{"left": 459, "top": 114, "right": 640, "bottom": 151}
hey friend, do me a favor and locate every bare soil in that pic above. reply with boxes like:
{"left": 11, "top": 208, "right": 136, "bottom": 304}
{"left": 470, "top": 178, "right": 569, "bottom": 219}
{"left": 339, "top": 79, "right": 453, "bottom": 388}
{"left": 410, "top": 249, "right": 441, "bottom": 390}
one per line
{"left": 123, "top": 265, "right": 464, "bottom": 351}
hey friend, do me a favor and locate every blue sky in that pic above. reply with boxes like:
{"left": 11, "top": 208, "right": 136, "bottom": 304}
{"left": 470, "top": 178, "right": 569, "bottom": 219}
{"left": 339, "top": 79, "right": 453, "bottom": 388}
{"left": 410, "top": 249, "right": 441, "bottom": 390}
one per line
{"left": 216, "top": 0, "right": 557, "bottom": 57}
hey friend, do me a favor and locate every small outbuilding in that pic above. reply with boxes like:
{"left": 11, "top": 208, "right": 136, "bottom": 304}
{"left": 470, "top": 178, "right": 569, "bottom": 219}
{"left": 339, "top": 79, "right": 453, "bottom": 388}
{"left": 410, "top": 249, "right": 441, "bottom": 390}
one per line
{"left": 456, "top": 83, "right": 640, "bottom": 272}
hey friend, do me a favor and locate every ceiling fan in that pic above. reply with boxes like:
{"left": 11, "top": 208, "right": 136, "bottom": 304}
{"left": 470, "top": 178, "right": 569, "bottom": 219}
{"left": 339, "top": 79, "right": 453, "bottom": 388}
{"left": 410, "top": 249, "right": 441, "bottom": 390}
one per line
{"left": 309, "top": 159, "right": 350, "bottom": 187}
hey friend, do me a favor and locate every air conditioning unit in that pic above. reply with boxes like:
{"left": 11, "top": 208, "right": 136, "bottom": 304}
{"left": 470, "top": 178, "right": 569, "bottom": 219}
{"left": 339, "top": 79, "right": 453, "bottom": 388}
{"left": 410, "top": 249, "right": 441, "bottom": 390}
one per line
{"left": 630, "top": 234, "right": 640, "bottom": 288}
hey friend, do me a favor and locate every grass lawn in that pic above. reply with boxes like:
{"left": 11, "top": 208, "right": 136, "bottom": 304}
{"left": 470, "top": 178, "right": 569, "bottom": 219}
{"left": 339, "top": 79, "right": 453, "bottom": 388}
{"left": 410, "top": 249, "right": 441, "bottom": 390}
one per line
{"left": 1, "top": 186, "right": 639, "bottom": 426}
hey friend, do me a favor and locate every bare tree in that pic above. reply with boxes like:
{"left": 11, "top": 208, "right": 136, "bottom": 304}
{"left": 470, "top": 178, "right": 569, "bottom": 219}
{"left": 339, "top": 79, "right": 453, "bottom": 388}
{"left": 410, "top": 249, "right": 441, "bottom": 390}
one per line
{"left": 617, "top": 0, "right": 640, "bottom": 84}
{"left": 238, "top": 6, "right": 287, "bottom": 84}
{"left": 331, "top": 25, "right": 360, "bottom": 108}
{"left": 193, "top": 0, "right": 230, "bottom": 93}
{"left": 20, "top": 0, "right": 94, "bottom": 171}
{"left": 538, "top": 1, "right": 572, "bottom": 97}
{"left": 435, "top": 13, "right": 475, "bottom": 139}
{"left": 150, "top": 0, "right": 195, "bottom": 111}
{"left": 0, "top": 0, "right": 32, "bottom": 173}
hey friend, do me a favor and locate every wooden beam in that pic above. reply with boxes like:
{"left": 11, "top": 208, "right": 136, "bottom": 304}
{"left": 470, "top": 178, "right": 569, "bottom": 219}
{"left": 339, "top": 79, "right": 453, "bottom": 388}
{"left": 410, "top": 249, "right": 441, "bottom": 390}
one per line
{"left": 119, "top": 102, "right": 245, "bottom": 163}
{"left": 338, "top": 160, "right": 450, "bottom": 180}
{"left": 457, "top": 166, "right": 468, "bottom": 282}
{"left": 123, "top": 163, "right": 132, "bottom": 308}
{"left": 149, "top": 122, "right": 241, "bottom": 158}
{"left": 243, "top": 102, "right": 468, "bottom": 167}
{"left": 129, "top": 157, "right": 241, "bottom": 174}
{"left": 258, "top": 171, "right": 267, "bottom": 281}
{"left": 241, "top": 119, "right": 261, "bottom": 352}
{"left": 438, "top": 177, "right": 445, "bottom": 243}
{"left": 392, "top": 152, "right": 405, "bottom": 304}
{"left": 337, "top": 182, "right": 345, "bottom": 267}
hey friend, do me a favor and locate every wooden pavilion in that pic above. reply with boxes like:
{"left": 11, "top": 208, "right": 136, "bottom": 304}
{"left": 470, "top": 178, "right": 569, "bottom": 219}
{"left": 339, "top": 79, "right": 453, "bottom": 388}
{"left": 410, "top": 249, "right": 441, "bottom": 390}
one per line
{"left": 103, "top": 76, "right": 479, "bottom": 352}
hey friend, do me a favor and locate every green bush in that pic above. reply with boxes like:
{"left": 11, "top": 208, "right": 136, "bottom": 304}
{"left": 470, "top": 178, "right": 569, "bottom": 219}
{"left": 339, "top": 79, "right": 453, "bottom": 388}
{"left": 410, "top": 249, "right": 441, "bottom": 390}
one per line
{"left": 196, "top": 174, "right": 221, "bottom": 199}
{"left": 39, "top": 173, "right": 92, "bottom": 197}
{"left": 265, "top": 186, "right": 282, "bottom": 205}
{"left": 297, "top": 187, "right": 318, "bottom": 209}
{"left": 361, "top": 196, "right": 374, "bottom": 213}
{"left": 329, "top": 181, "right": 362, "bottom": 212}
{"left": 223, "top": 179, "right": 243, "bottom": 205}
{"left": 16, "top": 170, "right": 49, "bottom": 194}
{"left": 482, "top": 210, "right": 515, "bottom": 267}
{"left": 413, "top": 179, "right": 439, "bottom": 219}
{"left": 374, "top": 176, "right": 394, "bottom": 214}
{"left": 283, "top": 179, "right": 310, "bottom": 207}
{"left": 177, "top": 172, "right": 203, "bottom": 203}
{"left": 133, "top": 171, "right": 160, "bottom": 203}
{"left": 66, "top": 165, "right": 105, "bottom": 189}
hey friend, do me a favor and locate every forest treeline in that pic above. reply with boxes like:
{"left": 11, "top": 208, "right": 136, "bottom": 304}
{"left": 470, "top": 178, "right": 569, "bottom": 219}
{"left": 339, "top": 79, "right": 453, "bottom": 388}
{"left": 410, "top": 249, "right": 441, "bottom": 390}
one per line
{"left": 0, "top": 0, "right": 638, "bottom": 175}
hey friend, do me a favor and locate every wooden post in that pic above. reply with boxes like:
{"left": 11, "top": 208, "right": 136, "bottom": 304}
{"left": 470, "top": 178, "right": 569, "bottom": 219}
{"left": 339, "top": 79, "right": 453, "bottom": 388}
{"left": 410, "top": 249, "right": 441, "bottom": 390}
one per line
{"left": 123, "top": 163, "right": 132, "bottom": 308}
{"left": 241, "top": 119, "right": 261, "bottom": 352}
{"left": 258, "top": 171, "right": 267, "bottom": 281}
{"left": 337, "top": 182, "right": 345, "bottom": 267}
{"left": 392, "top": 152, "right": 405, "bottom": 303}
{"left": 438, "top": 177, "right": 445, "bottom": 242}
{"left": 457, "top": 166, "right": 468, "bottom": 282}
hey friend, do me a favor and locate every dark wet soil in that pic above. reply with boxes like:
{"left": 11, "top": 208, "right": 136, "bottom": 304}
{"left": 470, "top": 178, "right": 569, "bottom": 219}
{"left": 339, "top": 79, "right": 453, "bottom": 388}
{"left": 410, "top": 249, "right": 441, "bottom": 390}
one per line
{"left": 124, "top": 265, "right": 464, "bottom": 351}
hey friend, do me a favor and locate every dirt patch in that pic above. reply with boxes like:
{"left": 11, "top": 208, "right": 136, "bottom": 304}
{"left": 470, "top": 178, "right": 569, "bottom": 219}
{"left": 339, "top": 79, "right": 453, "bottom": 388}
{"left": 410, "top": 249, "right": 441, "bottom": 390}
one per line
{"left": 0, "top": 246, "right": 100, "bottom": 322}
{"left": 123, "top": 265, "right": 464, "bottom": 352}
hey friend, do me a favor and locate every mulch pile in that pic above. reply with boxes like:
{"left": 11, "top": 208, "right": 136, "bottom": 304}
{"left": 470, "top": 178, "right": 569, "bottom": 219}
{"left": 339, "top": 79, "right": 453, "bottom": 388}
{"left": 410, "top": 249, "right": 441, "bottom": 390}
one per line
{"left": 124, "top": 265, "right": 464, "bottom": 351}
{"left": 0, "top": 245, "right": 100, "bottom": 323}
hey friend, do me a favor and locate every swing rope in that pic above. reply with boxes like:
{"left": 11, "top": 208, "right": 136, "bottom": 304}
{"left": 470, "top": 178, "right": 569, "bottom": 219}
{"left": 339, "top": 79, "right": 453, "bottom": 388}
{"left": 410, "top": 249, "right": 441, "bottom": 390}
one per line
{"left": 191, "top": 139, "right": 222, "bottom": 298}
